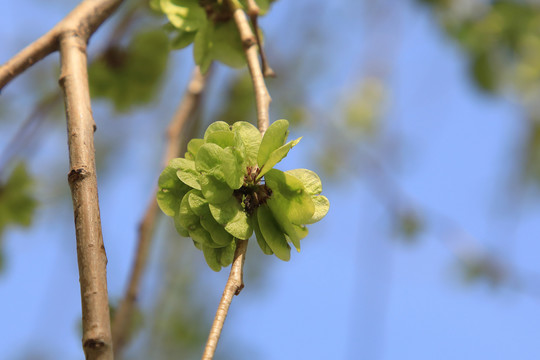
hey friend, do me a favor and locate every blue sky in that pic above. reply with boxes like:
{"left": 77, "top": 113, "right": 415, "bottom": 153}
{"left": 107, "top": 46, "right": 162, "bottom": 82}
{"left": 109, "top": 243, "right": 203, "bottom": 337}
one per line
{"left": 1, "top": 1, "right": 540, "bottom": 359}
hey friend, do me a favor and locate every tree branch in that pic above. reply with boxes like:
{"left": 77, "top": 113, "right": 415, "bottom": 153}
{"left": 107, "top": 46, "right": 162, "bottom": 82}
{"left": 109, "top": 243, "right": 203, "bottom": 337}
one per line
{"left": 201, "top": 239, "right": 248, "bottom": 360}
{"left": 228, "top": 0, "right": 271, "bottom": 134}
{"left": 202, "top": 2, "right": 272, "bottom": 359}
{"left": 0, "top": 29, "right": 59, "bottom": 90}
{"left": 0, "top": 1, "right": 128, "bottom": 359}
{"left": 246, "top": 0, "right": 275, "bottom": 78}
{"left": 111, "top": 67, "right": 207, "bottom": 356}
{"left": 58, "top": 32, "right": 113, "bottom": 359}
{"left": 0, "top": 0, "right": 123, "bottom": 90}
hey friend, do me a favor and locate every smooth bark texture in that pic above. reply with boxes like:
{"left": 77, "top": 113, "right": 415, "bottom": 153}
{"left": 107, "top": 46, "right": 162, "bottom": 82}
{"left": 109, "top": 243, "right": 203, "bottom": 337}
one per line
{"left": 59, "top": 33, "right": 112, "bottom": 360}
{"left": 112, "top": 67, "right": 207, "bottom": 356}
{"left": 0, "top": 29, "right": 59, "bottom": 89}
{"left": 201, "top": 240, "right": 248, "bottom": 360}
{"left": 202, "top": 3, "right": 272, "bottom": 359}
{"left": 0, "top": 0, "right": 126, "bottom": 358}
{"left": 229, "top": 2, "right": 271, "bottom": 134}
{"left": 246, "top": 0, "right": 275, "bottom": 77}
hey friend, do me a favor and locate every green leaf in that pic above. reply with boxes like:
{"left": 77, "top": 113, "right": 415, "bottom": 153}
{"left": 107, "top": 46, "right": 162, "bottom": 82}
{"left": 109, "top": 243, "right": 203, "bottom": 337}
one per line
{"left": 159, "top": 0, "right": 207, "bottom": 32}
{"left": 193, "top": 22, "right": 213, "bottom": 73}
{"left": 200, "top": 215, "right": 234, "bottom": 246}
{"left": 286, "top": 169, "right": 323, "bottom": 195}
{"left": 252, "top": 210, "right": 273, "bottom": 255}
{"left": 232, "top": 121, "right": 261, "bottom": 166}
{"left": 225, "top": 147, "right": 245, "bottom": 189}
{"left": 196, "top": 143, "right": 243, "bottom": 189}
{"left": 179, "top": 193, "right": 222, "bottom": 247}
{"left": 204, "top": 121, "right": 231, "bottom": 140}
{"left": 0, "top": 163, "right": 38, "bottom": 239}
{"left": 202, "top": 245, "right": 222, "bottom": 271}
{"left": 224, "top": 210, "right": 252, "bottom": 240}
{"left": 170, "top": 30, "right": 197, "bottom": 49}
{"left": 258, "top": 137, "right": 302, "bottom": 179}
{"left": 174, "top": 158, "right": 201, "bottom": 190}
{"left": 267, "top": 199, "right": 308, "bottom": 251}
{"left": 186, "top": 138, "right": 204, "bottom": 159}
{"left": 206, "top": 130, "right": 236, "bottom": 149}
{"left": 198, "top": 202, "right": 234, "bottom": 246}
{"left": 208, "top": 196, "right": 241, "bottom": 224}
{"left": 231, "top": 137, "right": 247, "bottom": 172}
{"left": 210, "top": 21, "right": 245, "bottom": 68}
{"left": 305, "top": 195, "right": 330, "bottom": 225}
{"left": 286, "top": 224, "right": 308, "bottom": 252}
{"left": 189, "top": 224, "right": 221, "bottom": 248}
{"left": 199, "top": 175, "right": 232, "bottom": 204}
{"left": 219, "top": 240, "right": 237, "bottom": 267}
{"left": 257, "top": 206, "right": 290, "bottom": 261}
{"left": 196, "top": 143, "right": 230, "bottom": 175}
{"left": 187, "top": 190, "right": 207, "bottom": 216}
{"left": 209, "top": 197, "right": 252, "bottom": 239}
{"left": 257, "top": 119, "right": 289, "bottom": 167}
{"left": 88, "top": 30, "right": 170, "bottom": 111}
{"left": 193, "top": 20, "right": 246, "bottom": 72}
{"left": 264, "top": 169, "right": 315, "bottom": 224}
{"left": 173, "top": 213, "right": 190, "bottom": 237}
{"left": 178, "top": 191, "right": 201, "bottom": 231}
{"left": 157, "top": 160, "right": 191, "bottom": 216}
{"left": 192, "top": 240, "right": 202, "bottom": 250}
{"left": 149, "top": 0, "right": 161, "bottom": 12}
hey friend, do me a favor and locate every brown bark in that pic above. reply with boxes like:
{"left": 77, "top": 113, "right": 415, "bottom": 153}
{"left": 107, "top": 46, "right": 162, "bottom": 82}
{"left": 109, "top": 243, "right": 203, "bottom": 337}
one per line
{"left": 59, "top": 32, "right": 112, "bottom": 359}
{"left": 201, "top": 239, "right": 248, "bottom": 360}
{"left": 229, "top": 3, "right": 271, "bottom": 134}
{"left": 0, "top": 1, "right": 126, "bottom": 359}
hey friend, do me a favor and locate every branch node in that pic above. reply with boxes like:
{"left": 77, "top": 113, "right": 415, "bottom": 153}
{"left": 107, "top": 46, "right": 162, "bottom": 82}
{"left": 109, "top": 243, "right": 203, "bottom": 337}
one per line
{"left": 234, "top": 283, "right": 245, "bottom": 296}
{"left": 68, "top": 167, "right": 90, "bottom": 183}
{"left": 242, "top": 36, "right": 257, "bottom": 49}
{"left": 84, "top": 338, "right": 107, "bottom": 350}
{"left": 264, "top": 67, "right": 276, "bottom": 78}
{"left": 58, "top": 73, "right": 68, "bottom": 88}
{"left": 246, "top": 0, "right": 260, "bottom": 17}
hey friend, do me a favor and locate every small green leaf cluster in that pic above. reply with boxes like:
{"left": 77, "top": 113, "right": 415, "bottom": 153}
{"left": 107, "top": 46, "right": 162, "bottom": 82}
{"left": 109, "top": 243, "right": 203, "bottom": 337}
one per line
{"left": 0, "top": 163, "right": 38, "bottom": 240}
{"left": 157, "top": 120, "right": 329, "bottom": 271}
{"left": 88, "top": 30, "right": 170, "bottom": 111}
{"left": 150, "top": 0, "right": 274, "bottom": 72}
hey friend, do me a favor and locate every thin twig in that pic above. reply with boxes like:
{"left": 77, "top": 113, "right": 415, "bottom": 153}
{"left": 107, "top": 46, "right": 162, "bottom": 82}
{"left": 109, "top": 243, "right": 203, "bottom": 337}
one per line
{"left": 0, "top": 29, "right": 59, "bottom": 90}
{"left": 246, "top": 0, "right": 275, "bottom": 78}
{"left": 201, "top": 2, "right": 272, "bottom": 359}
{"left": 0, "top": 0, "right": 124, "bottom": 90}
{"left": 111, "top": 67, "right": 207, "bottom": 356}
{"left": 228, "top": 0, "right": 271, "bottom": 134}
{"left": 0, "top": 92, "right": 61, "bottom": 181}
{"left": 201, "top": 239, "right": 248, "bottom": 360}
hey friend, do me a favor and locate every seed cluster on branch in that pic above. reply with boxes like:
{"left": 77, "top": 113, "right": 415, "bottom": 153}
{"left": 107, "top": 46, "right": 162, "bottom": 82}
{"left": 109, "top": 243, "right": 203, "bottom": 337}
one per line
{"left": 157, "top": 119, "right": 329, "bottom": 271}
